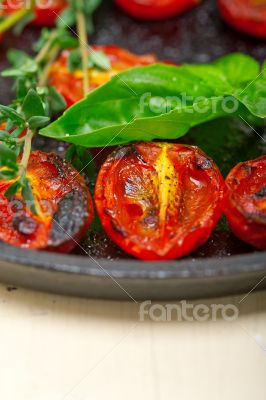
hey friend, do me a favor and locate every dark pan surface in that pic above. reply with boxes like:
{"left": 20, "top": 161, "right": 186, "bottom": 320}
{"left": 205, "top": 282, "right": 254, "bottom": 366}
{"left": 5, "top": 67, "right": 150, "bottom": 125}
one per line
{"left": 0, "top": 0, "right": 265, "bottom": 299}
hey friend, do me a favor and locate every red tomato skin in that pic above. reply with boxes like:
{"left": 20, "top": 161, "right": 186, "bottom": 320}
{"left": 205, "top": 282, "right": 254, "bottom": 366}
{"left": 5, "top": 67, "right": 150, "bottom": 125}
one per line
{"left": 48, "top": 45, "right": 158, "bottom": 107}
{"left": 218, "top": 0, "right": 266, "bottom": 38}
{"left": 0, "top": 151, "right": 93, "bottom": 252}
{"left": 224, "top": 156, "right": 266, "bottom": 250}
{"left": 1, "top": 0, "right": 66, "bottom": 27}
{"left": 95, "top": 143, "right": 224, "bottom": 261}
{"left": 31, "top": 1, "right": 67, "bottom": 26}
{"left": 115, "top": 0, "right": 201, "bottom": 20}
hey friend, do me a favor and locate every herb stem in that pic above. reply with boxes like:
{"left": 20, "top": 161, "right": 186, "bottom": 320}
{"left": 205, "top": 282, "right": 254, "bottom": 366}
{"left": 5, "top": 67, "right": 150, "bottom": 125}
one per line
{"left": 15, "top": 136, "right": 26, "bottom": 144}
{"left": 0, "top": 8, "right": 31, "bottom": 34}
{"left": 19, "top": 129, "right": 34, "bottom": 174}
{"left": 38, "top": 44, "right": 60, "bottom": 87}
{"left": 35, "top": 30, "right": 58, "bottom": 64}
{"left": 76, "top": 2, "right": 89, "bottom": 96}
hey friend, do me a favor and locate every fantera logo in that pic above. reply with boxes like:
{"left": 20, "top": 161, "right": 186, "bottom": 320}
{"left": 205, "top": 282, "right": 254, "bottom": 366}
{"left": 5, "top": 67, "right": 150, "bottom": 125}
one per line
{"left": 139, "top": 300, "right": 239, "bottom": 322}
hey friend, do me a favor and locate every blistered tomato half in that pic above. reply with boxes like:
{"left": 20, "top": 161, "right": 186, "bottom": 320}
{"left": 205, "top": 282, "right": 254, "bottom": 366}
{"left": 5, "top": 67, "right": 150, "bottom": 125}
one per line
{"left": 224, "top": 156, "right": 266, "bottom": 250}
{"left": 218, "top": 0, "right": 266, "bottom": 38}
{"left": 95, "top": 142, "right": 224, "bottom": 260}
{"left": 114, "top": 0, "right": 201, "bottom": 20}
{"left": 0, "top": 151, "right": 93, "bottom": 252}
{"left": 48, "top": 45, "right": 158, "bottom": 107}
{"left": 1, "top": 0, "right": 67, "bottom": 26}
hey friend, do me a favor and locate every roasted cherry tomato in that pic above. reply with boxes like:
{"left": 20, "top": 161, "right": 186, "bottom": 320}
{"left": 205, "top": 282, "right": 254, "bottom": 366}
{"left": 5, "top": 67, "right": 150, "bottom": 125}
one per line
{"left": 48, "top": 45, "right": 157, "bottom": 107}
{"left": 1, "top": 0, "right": 67, "bottom": 27}
{"left": 0, "top": 151, "right": 93, "bottom": 252}
{"left": 114, "top": 0, "right": 201, "bottom": 20}
{"left": 224, "top": 156, "right": 266, "bottom": 250}
{"left": 95, "top": 142, "right": 224, "bottom": 261}
{"left": 218, "top": 0, "right": 266, "bottom": 38}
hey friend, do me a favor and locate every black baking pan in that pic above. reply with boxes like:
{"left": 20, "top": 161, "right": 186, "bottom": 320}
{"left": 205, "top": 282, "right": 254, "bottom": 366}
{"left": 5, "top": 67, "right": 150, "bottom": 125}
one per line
{"left": 0, "top": 0, "right": 265, "bottom": 300}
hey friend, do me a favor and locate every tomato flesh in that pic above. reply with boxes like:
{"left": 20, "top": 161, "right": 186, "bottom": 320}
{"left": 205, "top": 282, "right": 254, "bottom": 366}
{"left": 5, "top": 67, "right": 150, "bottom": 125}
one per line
{"left": 95, "top": 142, "right": 224, "bottom": 260}
{"left": 224, "top": 156, "right": 266, "bottom": 250}
{"left": 1, "top": 0, "right": 67, "bottom": 26}
{"left": 0, "top": 151, "right": 93, "bottom": 252}
{"left": 114, "top": 0, "right": 201, "bottom": 20}
{"left": 48, "top": 45, "right": 158, "bottom": 107}
{"left": 218, "top": 0, "right": 266, "bottom": 38}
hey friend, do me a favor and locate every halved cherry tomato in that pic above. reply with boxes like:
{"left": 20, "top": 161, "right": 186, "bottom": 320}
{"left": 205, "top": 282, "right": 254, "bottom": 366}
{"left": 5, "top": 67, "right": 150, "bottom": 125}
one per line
{"left": 114, "top": 0, "right": 201, "bottom": 20}
{"left": 48, "top": 45, "right": 157, "bottom": 107}
{"left": 224, "top": 156, "right": 266, "bottom": 250}
{"left": 95, "top": 142, "right": 224, "bottom": 261}
{"left": 0, "top": 151, "right": 93, "bottom": 252}
{"left": 218, "top": 0, "right": 266, "bottom": 38}
{"left": 1, "top": 0, "right": 67, "bottom": 27}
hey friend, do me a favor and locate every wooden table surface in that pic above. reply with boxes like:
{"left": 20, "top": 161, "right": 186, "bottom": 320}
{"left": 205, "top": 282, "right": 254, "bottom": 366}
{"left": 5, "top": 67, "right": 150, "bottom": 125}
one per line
{"left": 0, "top": 282, "right": 265, "bottom": 400}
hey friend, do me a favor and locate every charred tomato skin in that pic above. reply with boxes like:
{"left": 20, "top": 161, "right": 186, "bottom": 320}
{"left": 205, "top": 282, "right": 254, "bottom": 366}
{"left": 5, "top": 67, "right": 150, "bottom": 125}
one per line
{"left": 0, "top": 151, "right": 93, "bottom": 252}
{"left": 224, "top": 156, "right": 266, "bottom": 250}
{"left": 1, "top": 0, "right": 66, "bottom": 26}
{"left": 48, "top": 45, "right": 157, "bottom": 107}
{"left": 95, "top": 142, "right": 224, "bottom": 261}
{"left": 218, "top": 0, "right": 266, "bottom": 38}
{"left": 114, "top": 0, "right": 201, "bottom": 20}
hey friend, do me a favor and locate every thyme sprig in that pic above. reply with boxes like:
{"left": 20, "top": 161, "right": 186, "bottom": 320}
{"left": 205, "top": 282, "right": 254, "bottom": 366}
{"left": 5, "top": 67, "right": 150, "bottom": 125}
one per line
{"left": 0, "top": 89, "right": 50, "bottom": 214}
{"left": 0, "top": 0, "right": 103, "bottom": 211}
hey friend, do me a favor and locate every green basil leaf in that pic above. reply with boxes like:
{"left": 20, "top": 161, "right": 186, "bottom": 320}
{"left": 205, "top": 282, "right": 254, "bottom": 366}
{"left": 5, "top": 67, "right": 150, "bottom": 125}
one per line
{"left": 262, "top": 59, "right": 266, "bottom": 77}
{"left": 233, "top": 77, "right": 266, "bottom": 118}
{"left": 22, "top": 89, "right": 45, "bottom": 120}
{"left": 213, "top": 53, "right": 260, "bottom": 85}
{"left": 39, "top": 63, "right": 226, "bottom": 146}
{"left": 40, "top": 56, "right": 266, "bottom": 147}
{"left": 41, "top": 96, "right": 233, "bottom": 147}
{"left": 183, "top": 64, "right": 231, "bottom": 95}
